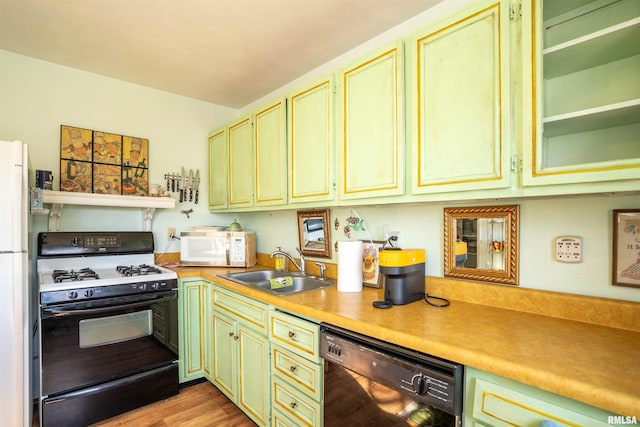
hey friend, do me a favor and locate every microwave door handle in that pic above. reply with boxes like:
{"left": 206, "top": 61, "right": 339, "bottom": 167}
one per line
{"left": 42, "top": 293, "right": 176, "bottom": 317}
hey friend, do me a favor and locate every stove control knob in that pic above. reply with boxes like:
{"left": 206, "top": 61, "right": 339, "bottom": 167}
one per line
{"left": 84, "top": 290, "right": 94, "bottom": 298}
{"left": 150, "top": 282, "right": 159, "bottom": 290}
{"left": 411, "top": 374, "right": 429, "bottom": 396}
{"left": 68, "top": 291, "right": 78, "bottom": 300}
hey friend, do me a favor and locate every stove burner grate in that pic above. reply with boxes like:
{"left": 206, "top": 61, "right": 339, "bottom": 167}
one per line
{"left": 52, "top": 268, "right": 100, "bottom": 283}
{"left": 116, "top": 264, "right": 162, "bottom": 277}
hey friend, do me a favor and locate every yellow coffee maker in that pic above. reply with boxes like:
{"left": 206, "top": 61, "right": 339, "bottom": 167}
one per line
{"left": 377, "top": 248, "right": 426, "bottom": 306}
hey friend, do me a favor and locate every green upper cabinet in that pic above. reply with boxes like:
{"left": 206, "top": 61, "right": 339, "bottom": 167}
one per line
{"left": 288, "top": 76, "right": 336, "bottom": 204}
{"left": 337, "top": 41, "right": 405, "bottom": 200}
{"left": 254, "top": 98, "right": 288, "bottom": 207}
{"left": 521, "top": 0, "right": 640, "bottom": 186}
{"left": 208, "top": 128, "right": 228, "bottom": 210}
{"left": 407, "top": 0, "right": 512, "bottom": 194}
{"left": 228, "top": 114, "right": 254, "bottom": 208}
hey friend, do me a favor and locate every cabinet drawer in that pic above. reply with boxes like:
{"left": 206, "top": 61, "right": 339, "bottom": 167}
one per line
{"left": 272, "top": 407, "right": 300, "bottom": 427}
{"left": 213, "top": 286, "right": 268, "bottom": 333}
{"left": 272, "top": 375, "right": 322, "bottom": 427}
{"left": 269, "top": 311, "right": 319, "bottom": 361}
{"left": 272, "top": 344, "right": 323, "bottom": 401}
{"left": 472, "top": 378, "right": 612, "bottom": 426}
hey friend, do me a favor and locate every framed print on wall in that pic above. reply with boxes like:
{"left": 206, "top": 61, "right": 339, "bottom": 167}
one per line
{"left": 363, "top": 240, "right": 385, "bottom": 287}
{"left": 613, "top": 209, "right": 640, "bottom": 288}
{"left": 60, "top": 159, "right": 92, "bottom": 193}
{"left": 61, "top": 125, "right": 92, "bottom": 162}
{"left": 93, "top": 131, "right": 122, "bottom": 165}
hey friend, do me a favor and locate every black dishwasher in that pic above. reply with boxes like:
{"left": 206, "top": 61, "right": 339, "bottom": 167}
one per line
{"left": 320, "top": 324, "right": 463, "bottom": 427}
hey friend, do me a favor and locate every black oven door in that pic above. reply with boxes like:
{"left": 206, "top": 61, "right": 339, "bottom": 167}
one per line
{"left": 40, "top": 291, "right": 179, "bottom": 427}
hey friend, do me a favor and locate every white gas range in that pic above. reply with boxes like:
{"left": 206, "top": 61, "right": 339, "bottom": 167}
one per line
{"left": 37, "top": 232, "right": 178, "bottom": 302}
{"left": 37, "top": 231, "right": 179, "bottom": 427}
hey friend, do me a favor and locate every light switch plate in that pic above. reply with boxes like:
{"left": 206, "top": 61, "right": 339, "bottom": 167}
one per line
{"left": 555, "top": 236, "right": 582, "bottom": 263}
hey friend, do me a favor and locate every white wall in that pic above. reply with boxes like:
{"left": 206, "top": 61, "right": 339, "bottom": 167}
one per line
{"left": 0, "top": 50, "right": 241, "bottom": 247}
{"left": 237, "top": 194, "right": 640, "bottom": 302}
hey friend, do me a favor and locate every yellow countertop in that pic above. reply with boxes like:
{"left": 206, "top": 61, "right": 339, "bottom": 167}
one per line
{"left": 173, "top": 265, "right": 640, "bottom": 417}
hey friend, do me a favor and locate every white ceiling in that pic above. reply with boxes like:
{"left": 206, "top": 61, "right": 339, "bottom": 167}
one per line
{"left": 0, "top": 0, "right": 443, "bottom": 108}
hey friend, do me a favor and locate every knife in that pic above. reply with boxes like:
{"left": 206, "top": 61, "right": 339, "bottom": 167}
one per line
{"left": 188, "top": 169, "right": 194, "bottom": 202}
{"left": 181, "top": 167, "right": 188, "bottom": 203}
{"left": 193, "top": 169, "right": 200, "bottom": 204}
{"left": 179, "top": 168, "right": 184, "bottom": 202}
{"left": 171, "top": 172, "right": 176, "bottom": 192}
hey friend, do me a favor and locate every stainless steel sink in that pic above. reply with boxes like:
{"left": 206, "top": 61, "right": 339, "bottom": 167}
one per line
{"left": 218, "top": 270, "right": 333, "bottom": 295}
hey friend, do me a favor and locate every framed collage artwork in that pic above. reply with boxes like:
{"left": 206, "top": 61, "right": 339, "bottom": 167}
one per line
{"left": 59, "top": 125, "right": 148, "bottom": 196}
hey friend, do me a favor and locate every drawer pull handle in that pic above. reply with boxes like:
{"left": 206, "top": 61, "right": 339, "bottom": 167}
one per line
{"left": 290, "top": 402, "right": 297, "bottom": 409}
{"left": 234, "top": 335, "right": 239, "bottom": 341}
{"left": 289, "top": 365, "right": 297, "bottom": 373}
{"left": 228, "top": 332, "right": 234, "bottom": 337}
{"left": 288, "top": 330, "right": 296, "bottom": 339}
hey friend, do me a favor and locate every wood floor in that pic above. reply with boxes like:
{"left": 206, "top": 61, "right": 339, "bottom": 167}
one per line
{"left": 34, "top": 382, "right": 256, "bottom": 427}
{"left": 91, "top": 382, "right": 257, "bottom": 427}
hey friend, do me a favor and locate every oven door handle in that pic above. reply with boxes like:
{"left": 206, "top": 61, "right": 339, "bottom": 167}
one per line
{"left": 42, "top": 292, "right": 177, "bottom": 317}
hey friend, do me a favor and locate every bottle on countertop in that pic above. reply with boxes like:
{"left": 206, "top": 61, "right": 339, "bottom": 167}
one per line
{"left": 274, "top": 246, "right": 286, "bottom": 272}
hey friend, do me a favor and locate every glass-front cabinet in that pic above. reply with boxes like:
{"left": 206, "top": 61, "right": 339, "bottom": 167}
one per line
{"left": 521, "top": 0, "right": 640, "bottom": 186}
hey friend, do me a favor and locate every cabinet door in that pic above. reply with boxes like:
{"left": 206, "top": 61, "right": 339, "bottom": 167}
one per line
{"left": 407, "top": 0, "right": 511, "bottom": 194}
{"left": 521, "top": 0, "right": 640, "bottom": 186}
{"left": 212, "top": 311, "right": 237, "bottom": 400}
{"left": 288, "top": 76, "right": 335, "bottom": 203}
{"left": 228, "top": 114, "right": 254, "bottom": 208}
{"left": 178, "top": 279, "right": 204, "bottom": 383}
{"left": 202, "top": 281, "right": 212, "bottom": 381}
{"left": 208, "top": 128, "right": 228, "bottom": 210}
{"left": 338, "top": 41, "right": 405, "bottom": 200}
{"left": 237, "top": 325, "right": 270, "bottom": 426}
{"left": 465, "top": 367, "right": 615, "bottom": 427}
{"left": 254, "top": 98, "right": 288, "bottom": 207}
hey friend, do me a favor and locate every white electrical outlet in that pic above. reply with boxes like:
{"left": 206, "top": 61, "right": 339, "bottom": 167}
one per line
{"left": 167, "top": 227, "right": 176, "bottom": 240}
{"left": 555, "top": 236, "right": 582, "bottom": 263}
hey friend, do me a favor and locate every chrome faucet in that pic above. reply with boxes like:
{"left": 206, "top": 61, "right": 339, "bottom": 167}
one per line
{"left": 270, "top": 248, "right": 305, "bottom": 275}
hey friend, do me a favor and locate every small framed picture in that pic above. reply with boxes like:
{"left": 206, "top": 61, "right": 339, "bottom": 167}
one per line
{"left": 122, "top": 136, "right": 148, "bottom": 168}
{"left": 93, "top": 131, "right": 122, "bottom": 165}
{"left": 60, "top": 125, "right": 93, "bottom": 162}
{"left": 93, "top": 164, "right": 121, "bottom": 195}
{"left": 612, "top": 209, "right": 640, "bottom": 288}
{"left": 122, "top": 166, "right": 148, "bottom": 196}
{"left": 363, "top": 240, "right": 385, "bottom": 288}
{"left": 60, "top": 159, "right": 92, "bottom": 193}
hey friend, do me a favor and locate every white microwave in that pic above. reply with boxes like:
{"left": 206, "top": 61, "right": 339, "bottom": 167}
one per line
{"left": 180, "top": 230, "right": 257, "bottom": 267}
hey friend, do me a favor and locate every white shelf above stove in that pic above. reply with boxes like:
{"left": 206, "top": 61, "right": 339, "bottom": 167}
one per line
{"left": 41, "top": 190, "right": 176, "bottom": 232}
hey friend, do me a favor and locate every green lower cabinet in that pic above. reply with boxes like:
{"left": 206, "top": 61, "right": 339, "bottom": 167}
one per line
{"left": 211, "top": 286, "right": 270, "bottom": 426}
{"left": 465, "top": 367, "right": 616, "bottom": 426}
{"left": 268, "top": 310, "right": 323, "bottom": 427}
{"left": 178, "top": 278, "right": 210, "bottom": 383}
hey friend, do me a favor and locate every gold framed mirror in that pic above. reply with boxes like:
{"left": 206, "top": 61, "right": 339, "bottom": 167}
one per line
{"left": 444, "top": 205, "right": 519, "bottom": 285}
{"left": 297, "top": 209, "right": 331, "bottom": 258}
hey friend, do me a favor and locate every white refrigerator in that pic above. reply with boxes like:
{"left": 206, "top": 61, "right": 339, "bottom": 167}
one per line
{"left": 0, "top": 140, "right": 31, "bottom": 427}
